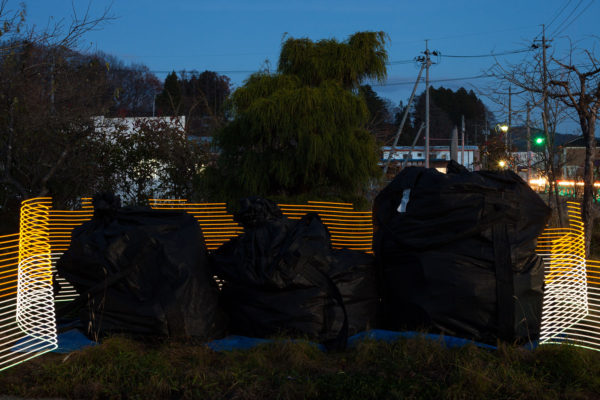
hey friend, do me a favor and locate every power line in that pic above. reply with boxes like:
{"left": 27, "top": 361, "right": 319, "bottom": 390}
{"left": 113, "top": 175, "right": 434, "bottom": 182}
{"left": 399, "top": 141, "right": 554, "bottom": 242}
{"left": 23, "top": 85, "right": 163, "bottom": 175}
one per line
{"left": 137, "top": 69, "right": 258, "bottom": 75}
{"left": 372, "top": 74, "right": 494, "bottom": 87}
{"left": 440, "top": 48, "right": 532, "bottom": 58}
{"left": 551, "top": 0, "right": 595, "bottom": 38}
{"left": 386, "top": 59, "right": 417, "bottom": 65}
{"left": 114, "top": 52, "right": 274, "bottom": 58}
{"left": 493, "top": 89, "right": 528, "bottom": 95}
{"left": 549, "top": 0, "right": 585, "bottom": 38}
{"left": 110, "top": 60, "right": 418, "bottom": 75}
{"left": 545, "top": 0, "right": 574, "bottom": 30}
{"left": 429, "top": 74, "right": 494, "bottom": 83}
{"left": 424, "top": 25, "right": 540, "bottom": 42}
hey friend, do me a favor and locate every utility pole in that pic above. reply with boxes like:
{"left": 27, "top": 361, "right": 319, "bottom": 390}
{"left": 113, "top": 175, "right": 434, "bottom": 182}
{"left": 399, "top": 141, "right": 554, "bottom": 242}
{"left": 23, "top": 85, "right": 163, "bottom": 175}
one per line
{"left": 50, "top": 53, "right": 55, "bottom": 114}
{"left": 536, "top": 24, "right": 563, "bottom": 225}
{"left": 383, "top": 63, "right": 425, "bottom": 175}
{"left": 425, "top": 40, "right": 431, "bottom": 168}
{"left": 461, "top": 114, "right": 465, "bottom": 168}
{"left": 153, "top": 92, "right": 157, "bottom": 117}
{"left": 484, "top": 115, "right": 488, "bottom": 169}
{"left": 541, "top": 24, "right": 551, "bottom": 155}
{"left": 485, "top": 114, "right": 488, "bottom": 137}
{"left": 526, "top": 102, "right": 531, "bottom": 183}
{"left": 507, "top": 85, "right": 512, "bottom": 150}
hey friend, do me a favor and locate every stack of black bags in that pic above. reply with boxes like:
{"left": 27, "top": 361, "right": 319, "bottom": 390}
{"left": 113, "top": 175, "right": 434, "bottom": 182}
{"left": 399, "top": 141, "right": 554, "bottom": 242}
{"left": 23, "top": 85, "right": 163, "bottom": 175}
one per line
{"left": 373, "top": 162, "right": 550, "bottom": 344}
{"left": 211, "top": 197, "right": 378, "bottom": 350}
{"left": 56, "top": 162, "right": 550, "bottom": 347}
{"left": 57, "top": 195, "right": 378, "bottom": 349}
{"left": 56, "top": 193, "right": 221, "bottom": 340}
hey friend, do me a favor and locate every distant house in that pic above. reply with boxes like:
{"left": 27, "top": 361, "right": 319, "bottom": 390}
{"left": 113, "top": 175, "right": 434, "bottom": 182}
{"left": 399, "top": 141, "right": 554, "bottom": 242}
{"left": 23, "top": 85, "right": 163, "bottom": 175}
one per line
{"left": 507, "top": 127, "right": 587, "bottom": 180}
{"left": 381, "top": 145, "right": 479, "bottom": 172}
{"left": 510, "top": 151, "right": 545, "bottom": 182}
{"left": 92, "top": 116, "right": 188, "bottom": 202}
{"left": 93, "top": 116, "right": 186, "bottom": 138}
{"left": 557, "top": 136, "right": 600, "bottom": 179}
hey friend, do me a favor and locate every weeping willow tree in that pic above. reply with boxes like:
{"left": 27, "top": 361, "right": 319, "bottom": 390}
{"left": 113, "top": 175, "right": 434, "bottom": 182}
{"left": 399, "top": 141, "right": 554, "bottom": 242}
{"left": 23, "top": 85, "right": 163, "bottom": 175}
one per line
{"left": 202, "top": 31, "right": 388, "bottom": 204}
{"left": 278, "top": 31, "right": 388, "bottom": 88}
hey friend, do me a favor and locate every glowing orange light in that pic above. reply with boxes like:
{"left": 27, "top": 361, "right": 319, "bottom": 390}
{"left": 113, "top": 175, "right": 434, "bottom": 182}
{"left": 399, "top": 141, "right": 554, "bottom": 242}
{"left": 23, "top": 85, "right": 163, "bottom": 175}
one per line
{"left": 537, "top": 202, "right": 592, "bottom": 349}
{"left": 0, "top": 199, "right": 58, "bottom": 372}
{"left": 10, "top": 195, "right": 600, "bottom": 376}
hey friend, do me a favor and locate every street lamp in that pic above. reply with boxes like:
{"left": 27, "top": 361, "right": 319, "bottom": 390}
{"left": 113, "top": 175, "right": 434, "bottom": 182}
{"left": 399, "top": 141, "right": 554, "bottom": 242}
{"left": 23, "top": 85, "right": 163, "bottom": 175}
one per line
{"left": 498, "top": 160, "right": 506, "bottom": 168}
{"left": 495, "top": 123, "right": 510, "bottom": 148}
{"left": 497, "top": 124, "right": 509, "bottom": 133}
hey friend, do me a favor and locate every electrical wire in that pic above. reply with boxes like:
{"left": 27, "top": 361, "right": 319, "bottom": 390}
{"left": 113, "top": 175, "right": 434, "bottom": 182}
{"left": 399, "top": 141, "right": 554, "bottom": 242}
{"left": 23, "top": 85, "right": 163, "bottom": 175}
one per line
{"left": 440, "top": 49, "right": 532, "bottom": 58}
{"left": 108, "top": 68, "right": 258, "bottom": 75}
{"left": 425, "top": 26, "right": 540, "bottom": 42}
{"left": 545, "top": 0, "right": 574, "bottom": 31}
{"left": 551, "top": 0, "right": 595, "bottom": 38}
{"left": 429, "top": 74, "right": 495, "bottom": 83}
{"left": 548, "top": 0, "right": 585, "bottom": 38}
{"left": 372, "top": 74, "right": 494, "bottom": 87}
{"left": 386, "top": 59, "right": 417, "bottom": 65}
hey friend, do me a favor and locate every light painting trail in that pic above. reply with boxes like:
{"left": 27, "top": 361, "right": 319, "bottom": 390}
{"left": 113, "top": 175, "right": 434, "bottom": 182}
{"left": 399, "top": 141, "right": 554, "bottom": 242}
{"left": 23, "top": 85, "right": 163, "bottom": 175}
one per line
{"left": 1, "top": 197, "right": 600, "bottom": 374}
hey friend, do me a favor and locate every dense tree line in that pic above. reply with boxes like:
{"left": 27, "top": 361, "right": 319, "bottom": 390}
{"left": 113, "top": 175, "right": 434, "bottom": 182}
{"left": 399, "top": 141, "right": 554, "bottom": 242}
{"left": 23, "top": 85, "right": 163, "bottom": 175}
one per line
{"left": 99, "top": 52, "right": 162, "bottom": 117}
{"left": 413, "top": 87, "right": 493, "bottom": 147}
{"left": 358, "top": 84, "right": 495, "bottom": 151}
{"left": 156, "top": 70, "right": 231, "bottom": 135}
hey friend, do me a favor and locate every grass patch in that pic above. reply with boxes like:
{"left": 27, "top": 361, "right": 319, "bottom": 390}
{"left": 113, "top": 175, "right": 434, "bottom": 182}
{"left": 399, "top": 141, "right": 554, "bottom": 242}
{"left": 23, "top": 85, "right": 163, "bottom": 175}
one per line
{"left": 0, "top": 334, "right": 599, "bottom": 399}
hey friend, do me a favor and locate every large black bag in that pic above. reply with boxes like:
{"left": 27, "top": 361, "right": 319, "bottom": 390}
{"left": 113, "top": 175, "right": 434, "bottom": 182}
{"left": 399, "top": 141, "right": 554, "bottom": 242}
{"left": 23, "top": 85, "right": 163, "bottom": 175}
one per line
{"left": 56, "top": 194, "right": 219, "bottom": 340}
{"left": 373, "top": 162, "right": 550, "bottom": 344}
{"left": 329, "top": 249, "right": 378, "bottom": 336}
{"left": 211, "top": 197, "right": 378, "bottom": 350}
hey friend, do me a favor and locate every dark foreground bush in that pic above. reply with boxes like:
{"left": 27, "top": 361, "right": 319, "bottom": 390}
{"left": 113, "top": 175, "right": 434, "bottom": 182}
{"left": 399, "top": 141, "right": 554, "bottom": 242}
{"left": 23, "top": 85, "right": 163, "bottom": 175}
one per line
{"left": 0, "top": 335, "right": 599, "bottom": 399}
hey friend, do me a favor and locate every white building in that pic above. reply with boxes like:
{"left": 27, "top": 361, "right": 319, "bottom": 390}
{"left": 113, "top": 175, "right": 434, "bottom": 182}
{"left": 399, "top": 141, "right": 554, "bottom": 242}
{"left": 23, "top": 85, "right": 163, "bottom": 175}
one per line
{"left": 381, "top": 145, "right": 480, "bottom": 172}
{"left": 93, "top": 116, "right": 186, "bottom": 138}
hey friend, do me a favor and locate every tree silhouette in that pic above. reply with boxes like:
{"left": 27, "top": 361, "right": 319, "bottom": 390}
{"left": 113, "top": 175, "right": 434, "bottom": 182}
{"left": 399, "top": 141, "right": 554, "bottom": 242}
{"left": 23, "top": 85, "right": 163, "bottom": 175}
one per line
{"left": 155, "top": 71, "right": 182, "bottom": 115}
{"left": 205, "top": 31, "right": 388, "bottom": 204}
{"left": 412, "top": 86, "right": 491, "bottom": 146}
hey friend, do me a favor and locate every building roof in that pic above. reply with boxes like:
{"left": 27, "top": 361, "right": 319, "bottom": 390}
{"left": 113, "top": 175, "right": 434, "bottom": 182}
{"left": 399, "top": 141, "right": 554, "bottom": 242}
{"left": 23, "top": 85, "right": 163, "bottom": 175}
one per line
{"left": 508, "top": 126, "right": 580, "bottom": 151}
{"left": 562, "top": 136, "right": 586, "bottom": 147}
{"left": 381, "top": 145, "right": 479, "bottom": 151}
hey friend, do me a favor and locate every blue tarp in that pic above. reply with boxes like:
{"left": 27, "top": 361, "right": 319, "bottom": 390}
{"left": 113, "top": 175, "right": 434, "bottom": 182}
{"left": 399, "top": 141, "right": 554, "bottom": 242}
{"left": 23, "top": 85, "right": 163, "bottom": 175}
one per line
{"left": 31, "top": 329, "right": 535, "bottom": 354}
{"left": 205, "top": 330, "right": 498, "bottom": 352}
{"left": 54, "top": 329, "right": 97, "bottom": 353}
{"left": 347, "top": 330, "right": 498, "bottom": 350}
{"left": 12, "top": 329, "right": 97, "bottom": 354}
{"left": 206, "top": 335, "right": 327, "bottom": 352}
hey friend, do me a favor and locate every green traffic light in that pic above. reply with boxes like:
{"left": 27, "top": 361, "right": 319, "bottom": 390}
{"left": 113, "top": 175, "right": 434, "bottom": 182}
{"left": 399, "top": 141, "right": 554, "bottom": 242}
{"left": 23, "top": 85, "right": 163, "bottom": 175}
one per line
{"left": 535, "top": 137, "right": 544, "bottom": 145}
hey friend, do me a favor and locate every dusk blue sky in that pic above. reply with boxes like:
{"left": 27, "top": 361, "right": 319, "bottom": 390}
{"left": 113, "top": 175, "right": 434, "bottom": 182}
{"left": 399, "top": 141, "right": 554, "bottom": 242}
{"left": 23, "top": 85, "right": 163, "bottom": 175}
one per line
{"left": 17, "top": 0, "right": 600, "bottom": 134}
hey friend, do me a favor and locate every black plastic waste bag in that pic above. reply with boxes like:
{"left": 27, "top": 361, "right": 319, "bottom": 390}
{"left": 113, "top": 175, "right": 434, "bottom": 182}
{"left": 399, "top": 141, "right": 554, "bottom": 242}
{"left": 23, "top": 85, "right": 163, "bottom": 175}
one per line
{"left": 373, "top": 162, "right": 550, "bottom": 344}
{"left": 56, "top": 193, "right": 219, "bottom": 340}
{"left": 329, "top": 249, "right": 378, "bottom": 336}
{"left": 211, "top": 197, "right": 378, "bottom": 349}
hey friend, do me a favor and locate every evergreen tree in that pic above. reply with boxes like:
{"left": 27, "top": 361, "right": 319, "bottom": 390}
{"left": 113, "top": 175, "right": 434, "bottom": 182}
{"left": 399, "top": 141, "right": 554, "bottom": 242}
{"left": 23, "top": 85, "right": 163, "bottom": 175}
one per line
{"left": 155, "top": 71, "right": 182, "bottom": 115}
{"left": 204, "top": 31, "right": 387, "bottom": 203}
{"left": 179, "top": 70, "right": 231, "bottom": 135}
{"left": 359, "top": 84, "right": 398, "bottom": 145}
{"left": 412, "top": 86, "right": 491, "bottom": 145}
{"left": 360, "top": 84, "right": 390, "bottom": 126}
